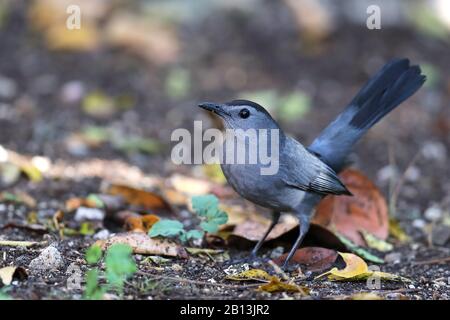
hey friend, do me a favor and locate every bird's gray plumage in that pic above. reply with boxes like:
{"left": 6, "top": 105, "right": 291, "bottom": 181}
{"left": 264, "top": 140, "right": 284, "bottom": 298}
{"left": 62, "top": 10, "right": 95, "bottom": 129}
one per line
{"left": 198, "top": 58, "right": 425, "bottom": 268}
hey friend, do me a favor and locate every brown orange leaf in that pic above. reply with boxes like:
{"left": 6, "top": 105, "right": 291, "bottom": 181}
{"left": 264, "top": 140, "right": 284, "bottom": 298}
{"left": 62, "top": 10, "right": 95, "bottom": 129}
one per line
{"left": 274, "top": 247, "right": 338, "bottom": 272}
{"left": 313, "top": 169, "right": 389, "bottom": 246}
{"left": 107, "top": 184, "right": 171, "bottom": 212}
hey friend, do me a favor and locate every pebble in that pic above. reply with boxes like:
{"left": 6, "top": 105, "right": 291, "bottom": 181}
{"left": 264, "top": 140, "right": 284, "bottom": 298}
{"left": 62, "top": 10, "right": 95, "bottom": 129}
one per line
{"left": 60, "top": 81, "right": 85, "bottom": 104}
{"left": 93, "top": 229, "right": 110, "bottom": 240}
{"left": 431, "top": 225, "right": 450, "bottom": 246}
{"left": 0, "top": 76, "right": 17, "bottom": 99}
{"left": 270, "top": 246, "right": 284, "bottom": 259}
{"left": 412, "top": 219, "right": 426, "bottom": 230}
{"left": 424, "top": 205, "right": 442, "bottom": 222}
{"left": 422, "top": 141, "right": 447, "bottom": 162}
{"left": 74, "top": 207, "right": 105, "bottom": 221}
{"left": 376, "top": 165, "right": 398, "bottom": 184}
{"left": 384, "top": 252, "right": 402, "bottom": 264}
{"left": 29, "top": 246, "right": 64, "bottom": 274}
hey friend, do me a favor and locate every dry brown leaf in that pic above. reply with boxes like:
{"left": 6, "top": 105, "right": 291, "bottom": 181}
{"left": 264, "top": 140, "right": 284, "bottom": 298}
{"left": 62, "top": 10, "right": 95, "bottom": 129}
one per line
{"left": 170, "top": 174, "right": 212, "bottom": 196}
{"left": 231, "top": 215, "right": 298, "bottom": 242}
{"left": 0, "top": 266, "right": 28, "bottom": 286}
{"left": 257, "top": 277, "right": 309, "bottom": 295}
{"left": 105, "top": 13, "right": 179, "bottom": 65}
{"left": 124, "top": 214, "right": 160, "bottom": 232}
{"left": 314, "top": 169, "right": 389, "bottom": 246}
{"left": 274, "top": 247, "right": 338, "bottom": 272}
{"left": 106, "top": 184, "right": 171, "bottom": 212}
{"left": 95, "top": 232, "right": 187, "bottom": 258}
{"left": 225, "top": 269, "right": 272, "bottom": 282}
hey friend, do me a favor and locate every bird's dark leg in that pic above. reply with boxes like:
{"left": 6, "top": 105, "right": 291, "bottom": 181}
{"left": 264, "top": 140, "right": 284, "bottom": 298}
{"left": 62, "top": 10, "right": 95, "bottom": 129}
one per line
{"left": 281, "top": 217, "right": 310, "bottom": 270}
{"left": 250, "top": 211, "right": 280, "bottom": 257}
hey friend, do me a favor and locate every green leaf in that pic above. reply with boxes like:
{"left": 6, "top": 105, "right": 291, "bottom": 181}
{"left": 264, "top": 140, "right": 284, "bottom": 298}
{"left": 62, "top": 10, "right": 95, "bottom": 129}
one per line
{"left": 200, "top": 221, "right": 219, "bottom": 233}
{"left": 192, "top": 195, "right": 219, "bottom": 217}
{"left": 84, "top": 269, "right": 104, "bottom": 300}
{"left": 148, "top": 219, "right": 185, "bottom": 238}
{"left": 185, "top": 229, "right": 204, "bottom": 240}
{"left": 86, "top": 194, "right": 105, "bottom": 208}
{"left": 209, "top": 210, "right": 228, "bottom": 225}
{"left": 86, "top": 245, "right": 102, "bottom": 265}
{"left": 336, "top": 233, "right": 384, "bottom": 264}
{"left": 278, "top": 91, "right": 311, "bottom": 122}
{"left": 105, "top": 244, "right": 137, "bottom": 293}
{"left": 79, "top": 222, "right": 96, "bottom": 236}
{"left": 165, "top": 67, "right": 191, "bottom": 100}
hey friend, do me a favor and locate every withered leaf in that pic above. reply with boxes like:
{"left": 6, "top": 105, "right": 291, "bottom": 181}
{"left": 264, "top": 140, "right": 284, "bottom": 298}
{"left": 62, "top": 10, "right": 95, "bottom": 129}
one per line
{"left": 95, "top": 232, "right": 187, "bottom": 258}
{"left": 274, "top": 247, "right": 338, "bottom": 272}
{"left": 314, "top": 169, "right": 389, "bottom": 246}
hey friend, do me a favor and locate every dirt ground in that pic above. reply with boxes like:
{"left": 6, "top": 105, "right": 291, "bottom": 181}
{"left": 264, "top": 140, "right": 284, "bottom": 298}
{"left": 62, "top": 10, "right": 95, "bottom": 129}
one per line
{"left": 0, "top": 1, "right": 449, "bottom": 300}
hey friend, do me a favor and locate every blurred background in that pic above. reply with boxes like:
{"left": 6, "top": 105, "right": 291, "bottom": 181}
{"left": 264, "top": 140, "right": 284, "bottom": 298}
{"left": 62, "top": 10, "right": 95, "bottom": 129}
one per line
{"left": 0, "top": 0, "right": 449, "bottom": 220}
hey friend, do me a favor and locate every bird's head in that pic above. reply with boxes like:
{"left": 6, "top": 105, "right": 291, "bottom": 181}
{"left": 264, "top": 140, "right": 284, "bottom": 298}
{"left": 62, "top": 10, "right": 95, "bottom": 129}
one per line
{"left": 198, "top": 99, "right": 280, "bottom": 131}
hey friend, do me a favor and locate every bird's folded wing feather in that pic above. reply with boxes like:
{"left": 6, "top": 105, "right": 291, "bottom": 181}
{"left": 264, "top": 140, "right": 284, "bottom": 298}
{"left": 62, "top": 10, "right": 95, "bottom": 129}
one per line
{"left": 281, "top": 137, "right": 351, "bottom": 196}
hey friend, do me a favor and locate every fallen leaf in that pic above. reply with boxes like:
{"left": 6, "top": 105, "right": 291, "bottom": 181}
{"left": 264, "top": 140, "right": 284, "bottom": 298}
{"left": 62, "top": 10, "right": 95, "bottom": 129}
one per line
{"left": 0, "top": 266, "right": 28, "bottom": 286}
{"left": 316, "top": 252, "right": 408, "bottom": 282}
{"left": 314, "top": 169, "right": 389, "bottom": 246}
{"left": 230, "top": 215, "right": 298, "bottom": 242}
{"left": 335, "top": 233, "right": 384, "bottom": 264}
{"left": 105, "top": 13, "right": 179, "bottom": 65}
{"left": 389, "top": 218, "right": 410, "bottom": 243}
{"left": 257, "top": 277, "right": 309, "bottom": 295}
{"left": 95, "top": 232, "right": 187, "bottom": 258}
{"left": 225, "top": 269, "right": 272, "bottom": 282}
{"left": 106, "top": 184, "right": 171, "bottom": 212}
{"left": 170, "top": 174, "right": 212, "bottom": 196}
{"left": 317, "top": 252, "right": 368, "bottom": 280}
{"left": 65, "top": 197, "right": 102, "bottom": 211}
{"left": 350, "top": 292, "right": 383, "bottom": 300}
{"left": 124, "top": 214, "right": 160, "bottom": 232}
{"left": 274, "top": 247, "right": 338, "bottom": 272}
{"left": 0, "top": 162, "right": 21, "bottom": 187}
{"left": 361, "top": 230, "right": 393, "bottom": 252}
{"left": 185, "top": 248, "right": 224, "bottom": 255}
{"left": 202, "top": 164, "right": 226, "bottom": 185}
{"left": 143, "top": 256, "right": 171, "bottom": 265}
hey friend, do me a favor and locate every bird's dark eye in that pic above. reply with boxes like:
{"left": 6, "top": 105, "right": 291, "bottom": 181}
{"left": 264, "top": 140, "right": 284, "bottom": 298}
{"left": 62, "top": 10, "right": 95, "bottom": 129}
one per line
{"left": 239, "top": 108, "right": 250, "bottom": 119}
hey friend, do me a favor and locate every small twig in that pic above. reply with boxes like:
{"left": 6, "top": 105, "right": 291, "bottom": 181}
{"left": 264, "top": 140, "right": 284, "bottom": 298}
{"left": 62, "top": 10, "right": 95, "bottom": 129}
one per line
{"left": 267, "top": 260, "right": 289, "bottom": 281}
{"left": 412, "top": 256, "right": 450, "bottom": 266}
{"left": 0, "top": 240, "right": 46, "bottom": 247}
{"left": 136, "top": 271, "right": 261, "bottom": 289}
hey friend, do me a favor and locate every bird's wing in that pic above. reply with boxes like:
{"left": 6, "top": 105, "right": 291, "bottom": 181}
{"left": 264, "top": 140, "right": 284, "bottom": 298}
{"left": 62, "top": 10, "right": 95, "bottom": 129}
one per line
{"left": 281, "top": 138, "right": 351, "bottom": 196}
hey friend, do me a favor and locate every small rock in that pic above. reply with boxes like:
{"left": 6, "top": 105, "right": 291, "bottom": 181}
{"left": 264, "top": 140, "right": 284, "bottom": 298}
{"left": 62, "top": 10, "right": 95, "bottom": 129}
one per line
{"left": 412, "top": 219, "right": 426, "bottom": 230}
{"left": 422, "top": 141, "right": 447, "bottom": 162}
{"left": 93, "top": 229, "right": 110, "bottom": 240}
{"left": 270, "top": 246, "right": 284, "bottom": 259}
{"left": 0, "top": 76, "right": 17, "bottom": 99}
{"left": 376, "top": 165, "right": 398, "bottom": 184}
{"left": 384, "top": 252, "right": 402, "bottom": 264}
{"left": 424, "top": 205, "right": 442, "bottom": 222}
{"left": 432, "top": 225, "right": 450, "bottom": 246}
{"left": 404, "top": 166, "right": 421, "bottom": 182}
{"left": 74, "top": 207, "right": 105, "bottom": 221}
{"left": 29, "top": 246, "right": 64, "bottom": 274}
{"left": 60, "top": 81, "right": 85, "bottom": 104}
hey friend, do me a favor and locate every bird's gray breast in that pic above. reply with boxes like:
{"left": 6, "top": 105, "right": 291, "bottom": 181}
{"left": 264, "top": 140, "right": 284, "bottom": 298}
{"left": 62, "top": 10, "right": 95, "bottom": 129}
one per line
{"left": 220, "top": 134, "right": 305, "bottom": 211}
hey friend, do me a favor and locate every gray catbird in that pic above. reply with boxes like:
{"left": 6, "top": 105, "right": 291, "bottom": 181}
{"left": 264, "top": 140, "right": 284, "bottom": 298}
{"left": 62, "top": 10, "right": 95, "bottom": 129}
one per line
{"left": 199, "top": 58, "right": 425, "bottom": 268}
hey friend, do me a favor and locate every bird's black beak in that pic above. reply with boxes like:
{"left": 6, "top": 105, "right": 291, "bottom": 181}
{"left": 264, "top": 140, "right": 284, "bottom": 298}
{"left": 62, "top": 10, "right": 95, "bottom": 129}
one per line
{"left": 198, "top": 102, "right": 229, "bottom": 117}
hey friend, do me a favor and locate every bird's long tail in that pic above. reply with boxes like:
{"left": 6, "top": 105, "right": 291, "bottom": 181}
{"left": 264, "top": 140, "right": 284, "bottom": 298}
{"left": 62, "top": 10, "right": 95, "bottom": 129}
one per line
{"left": 309, "top": 58, "right": 426, "bottom": 172}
